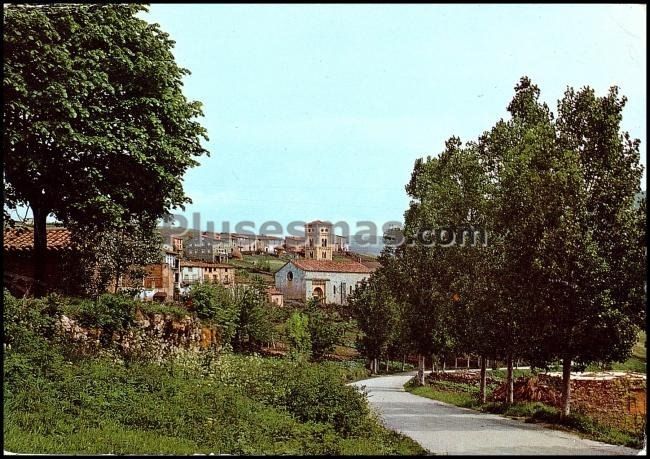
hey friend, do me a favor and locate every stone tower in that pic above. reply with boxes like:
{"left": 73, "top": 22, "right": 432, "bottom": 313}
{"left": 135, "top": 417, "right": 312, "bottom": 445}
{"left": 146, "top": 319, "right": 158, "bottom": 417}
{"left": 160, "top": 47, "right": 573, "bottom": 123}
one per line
{"left": 304, "top": 220, "right": 333, "bottom": 260}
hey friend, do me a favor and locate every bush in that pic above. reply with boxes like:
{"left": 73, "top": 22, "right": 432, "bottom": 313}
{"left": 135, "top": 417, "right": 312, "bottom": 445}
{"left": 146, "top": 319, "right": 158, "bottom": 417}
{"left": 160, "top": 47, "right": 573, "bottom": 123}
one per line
{"left": 305, "top": 299, "right": 343, "bottom": 361}
{"left": 4, "top": 343, "right": 425, "bottom": 454}
{"left": 186, "top": 283, "right": 238, "bottom": 344}
{"left": 285, "top": 312, "right": 311, "bottom": 360}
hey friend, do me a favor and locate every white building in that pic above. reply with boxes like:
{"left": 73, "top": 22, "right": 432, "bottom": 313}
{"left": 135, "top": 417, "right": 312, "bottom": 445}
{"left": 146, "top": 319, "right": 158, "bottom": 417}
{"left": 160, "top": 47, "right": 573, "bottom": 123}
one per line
{"left": 274, "top": 259, "right": 374, "bottom": 305}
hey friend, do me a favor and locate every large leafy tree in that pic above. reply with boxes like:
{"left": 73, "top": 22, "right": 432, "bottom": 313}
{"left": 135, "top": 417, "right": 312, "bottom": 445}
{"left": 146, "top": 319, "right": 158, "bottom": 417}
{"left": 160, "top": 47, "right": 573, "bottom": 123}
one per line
{"left": 529, "top": 83, "right": 646, "bottom": 417}
{"left": 3, "top": 4, "right": 208, "bottom": 294}
{"left": 477, "top": 77, "right": 645, "bottom": 416}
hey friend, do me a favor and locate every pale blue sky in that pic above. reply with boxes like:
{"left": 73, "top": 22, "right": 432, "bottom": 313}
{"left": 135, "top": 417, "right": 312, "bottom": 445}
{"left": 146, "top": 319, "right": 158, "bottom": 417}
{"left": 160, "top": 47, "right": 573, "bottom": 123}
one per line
{"left": 143, "top": 4, "right": 646, "bottom": 233}
{"left": 21, "top": 4, "right": 646, "bottom": 231}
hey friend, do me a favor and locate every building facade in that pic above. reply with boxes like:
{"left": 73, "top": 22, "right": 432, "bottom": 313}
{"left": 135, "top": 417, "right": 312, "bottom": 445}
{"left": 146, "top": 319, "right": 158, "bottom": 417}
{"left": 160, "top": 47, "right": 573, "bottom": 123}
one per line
{"left": 274, "top": 259, "right": 373, "bottom": 305}
{"left": 180, "top": 260, "right": 234, "bottom": 287}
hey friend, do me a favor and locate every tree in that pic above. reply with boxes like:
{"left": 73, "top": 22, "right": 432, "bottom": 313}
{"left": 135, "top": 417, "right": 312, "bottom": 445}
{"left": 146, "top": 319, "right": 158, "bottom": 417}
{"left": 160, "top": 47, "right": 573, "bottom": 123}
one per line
{"left": 528, "top": 83, "right": 646, "bottom": 417}
{"left": 476, "top": 77, "right": 645, "bottom": 416}
{"left": 285, "top": 312, "right": 312, "bottom": 361}
{"left": 392, "top": 137, "right": 489, "bottom": 385}
{"left": 304, "top": 298, "right": 343, "bottom": 361}
{"left": 188, "top": 282, "right": 239, "bottom": 348}
{"left": 348, "top": 276, "right": 398, "bottom": 374}
{"left": 3, "top": 4, "right": 208, "bottom": 295}
{"left": 67, "top": 217, "right": 163, "bottom": 298}
{"left": 231, "top": 277, "right": 276, "bottom": 351}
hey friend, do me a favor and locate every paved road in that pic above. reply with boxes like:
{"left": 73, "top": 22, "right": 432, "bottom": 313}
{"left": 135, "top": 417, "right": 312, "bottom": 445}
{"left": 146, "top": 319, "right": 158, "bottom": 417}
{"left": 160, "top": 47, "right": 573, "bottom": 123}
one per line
{"left": 350, "top": 373, "right": 642, "bottom": 455}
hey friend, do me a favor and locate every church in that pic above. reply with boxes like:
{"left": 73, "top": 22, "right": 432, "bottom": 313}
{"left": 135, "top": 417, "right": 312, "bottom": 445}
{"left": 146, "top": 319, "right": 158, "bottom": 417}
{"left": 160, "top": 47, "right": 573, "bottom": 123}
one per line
{"left": 274, "top": 220, "right": 375, "bottom": 305}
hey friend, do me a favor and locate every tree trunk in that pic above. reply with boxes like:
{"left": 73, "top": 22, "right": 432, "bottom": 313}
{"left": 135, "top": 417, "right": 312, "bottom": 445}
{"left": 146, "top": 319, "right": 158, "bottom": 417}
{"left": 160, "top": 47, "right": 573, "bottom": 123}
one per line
{"left": 402, "top": 354, "right": 405, "bottom": 372}
{"left": 561, "top": 356, "right": 572, "bottom": 419}
{"left": 506, "top": 355, "right": 514, "bottom": 404}
{"left": 479, "top": 355, "right": 487, "bottom": 404}
{"left": 467, "top": 355, "right": 470, "bottom": 369}
{"left": 442, "top": 359, "right": 446, "bottom": 372}
{"left": 374, "top": 358, "right": 379, "bottom": 375}
{"left": 386, "top": 357, "right": 389, "bottom": 373}
{"left": 417, "top": 354, "right": 425, "bottom": 386}
{"left": 32, "top": 206, "right": 48, "bottom": 297}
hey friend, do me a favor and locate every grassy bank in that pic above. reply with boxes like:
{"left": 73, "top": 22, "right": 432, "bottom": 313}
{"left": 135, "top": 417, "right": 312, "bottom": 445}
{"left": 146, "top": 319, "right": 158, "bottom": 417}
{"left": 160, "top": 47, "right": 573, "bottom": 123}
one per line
{"left": 5, "top": 346, "right": 425, "bottom": 454}
{"left": 3, "top": 291, "right": 425, "bottom": 455}
{"left": 404, "top": 374, "right": 644, "bottom": 449}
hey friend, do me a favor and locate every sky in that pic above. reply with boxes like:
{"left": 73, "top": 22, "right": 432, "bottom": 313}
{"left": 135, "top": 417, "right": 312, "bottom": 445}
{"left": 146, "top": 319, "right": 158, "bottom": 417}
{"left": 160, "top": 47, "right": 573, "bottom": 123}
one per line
{"left": 142, "top": 4, "right": 646, "bottom": 235}
{"left": 18, "top": 4, "right": 646, "bottom": 233}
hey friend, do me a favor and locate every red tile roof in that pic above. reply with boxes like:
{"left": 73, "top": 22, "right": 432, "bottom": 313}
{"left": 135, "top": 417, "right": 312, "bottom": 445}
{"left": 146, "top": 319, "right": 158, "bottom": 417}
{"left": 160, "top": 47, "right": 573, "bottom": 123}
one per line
{"left": 3, "top": 227, "right": 72, "bottom": 251}
{"left": 292, "top": 259, "right": 373, "bottom": 273}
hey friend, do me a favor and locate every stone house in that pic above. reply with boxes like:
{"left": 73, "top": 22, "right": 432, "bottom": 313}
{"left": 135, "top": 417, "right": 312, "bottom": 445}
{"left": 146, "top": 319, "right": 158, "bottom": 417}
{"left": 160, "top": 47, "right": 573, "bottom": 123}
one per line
{"left": 230, "top": 233, "right": 257, "bottom": 253}
{"left": 184, "top": 232, "right": 234, "bottom": 263}
{"left": 274, "top": 259, "right": 374, "bottom": 305}
{"left": 180, "top": 260, "right": 234, "bottom": 287}
{"left": 284, "top": 236, "right": 306, "bottom": 255}
{"left": 266, "top": 286, "right": 284, "bottom": 307}
{"left": 257, "top": 235, "right": 283, "bottom": 254}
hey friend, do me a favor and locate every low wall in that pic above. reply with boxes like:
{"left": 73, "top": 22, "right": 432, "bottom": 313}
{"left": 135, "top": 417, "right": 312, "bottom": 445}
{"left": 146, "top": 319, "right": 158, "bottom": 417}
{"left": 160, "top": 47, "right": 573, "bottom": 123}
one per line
{"left": 56, "top": 309, "right": 221, "bottom": 361}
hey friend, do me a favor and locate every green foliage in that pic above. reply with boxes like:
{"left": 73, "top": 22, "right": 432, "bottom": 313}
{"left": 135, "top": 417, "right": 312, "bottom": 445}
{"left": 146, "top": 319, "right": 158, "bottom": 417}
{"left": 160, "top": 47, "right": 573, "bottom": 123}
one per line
{"left": 186, "top": 282, "right": 238, "bottom": 345}
{"left": 186, "top": 280, "right": 277, "bottom": 352}
{"left": 407, "top": 385, "right": 480, "bottom": 409}
{"left": 3, "top": 339, "right": 425, "bottom": 455}
{"left": 257, "top": 259, "right": 272, "bottom": 272}
{"left": 285, "top": 312, "right": 312, "bottom": 360}
{"left": 349, "top": 276, "right": 399, "bottom": 362}
{"left": 62, "top": 294, "right": 136, "bottom": 337}
{"left": 231, "top": 279, "right": 277, "bottom": 351}
{"left": 384, "top": 76, "right": 645, "bottom": 411}
{"left": 3, "top": 4, "right": 208, "bottom": 293}
{"left": 304, "top": 298, "right": 344, "bottom": 361}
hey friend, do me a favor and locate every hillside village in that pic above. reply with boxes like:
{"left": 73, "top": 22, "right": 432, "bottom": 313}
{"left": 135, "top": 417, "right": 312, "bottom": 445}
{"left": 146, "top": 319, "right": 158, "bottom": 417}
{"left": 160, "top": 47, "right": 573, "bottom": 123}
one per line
{"left": 3, "top": 4, "right": 646, "bottom": 456}
{"left": 3, "top": 219, "right": 381, "bottom": 307}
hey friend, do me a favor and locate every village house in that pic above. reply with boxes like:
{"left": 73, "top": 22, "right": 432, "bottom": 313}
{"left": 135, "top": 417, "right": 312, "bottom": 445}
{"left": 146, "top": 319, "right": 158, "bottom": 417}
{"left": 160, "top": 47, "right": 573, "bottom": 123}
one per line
{"left": 256, "top": 235, "right": 283, "bottom": 254}
{"left": 184, "top": 232, "right": 234, "bottom": 263}
{"left": 3, "top": 226, "right": 78, "bottom": 296}
{"left": 274, "top": 259, "right": 373, "bottom": 305}
{"left": 179, "top": 259, "right": 234, "bottom": 290}
{"left": 230, "top": 232, "right": 257, "bottom": 254}
{"left": 139, "top": 246, "right": 180, "bottom": 302}
{"left": 266, "top": 286, "right": 284, "bottom": 307}
{"left": 284, "top": 236, "right": 306, "bottom": 255}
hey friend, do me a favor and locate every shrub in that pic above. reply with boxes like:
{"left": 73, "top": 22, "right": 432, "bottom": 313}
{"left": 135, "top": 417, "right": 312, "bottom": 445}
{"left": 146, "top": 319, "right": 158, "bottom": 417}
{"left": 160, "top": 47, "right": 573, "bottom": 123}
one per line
{"left": 285, "top": 312, "right": 311, "bottom": 360}
{"left": 186, "top": 283, "right": 238, "bottom": 344}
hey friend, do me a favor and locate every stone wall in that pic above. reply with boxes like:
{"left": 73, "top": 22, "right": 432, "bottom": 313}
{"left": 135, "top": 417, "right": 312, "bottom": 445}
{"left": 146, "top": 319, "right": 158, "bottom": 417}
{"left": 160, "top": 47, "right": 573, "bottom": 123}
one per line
{"left": 490, "top": 373, "right": 646, "bottom": 433}
{"left": 56, "top": 309, "right": 221, "bottom": 361}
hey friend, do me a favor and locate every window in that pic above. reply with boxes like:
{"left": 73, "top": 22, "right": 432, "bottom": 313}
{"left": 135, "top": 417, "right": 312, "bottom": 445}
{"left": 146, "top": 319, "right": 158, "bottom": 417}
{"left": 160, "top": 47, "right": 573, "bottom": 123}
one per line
{"left": 287, "top": 271, "right": 293, "bottom": 281}
{"left": 350, "top": 286, "right": 353, "bottom": 294}
{"left": 333, "top": 285, "right": 336, "bottom": 294}
{"left": 321, "top": 238, "right": 327, "bottom": 247}
{"left": 321, "top": 252, "right": 326, "bottom": 259}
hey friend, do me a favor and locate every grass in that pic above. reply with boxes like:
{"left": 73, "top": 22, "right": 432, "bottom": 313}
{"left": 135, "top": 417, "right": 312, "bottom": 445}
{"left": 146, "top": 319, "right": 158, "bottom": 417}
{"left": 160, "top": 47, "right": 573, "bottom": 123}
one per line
{"left": 404, "top": 377, "right": 644, "bottom": 449}
{"left": 4, "top": 349, "right": 426, "bottom": 455}
{"left": 407, "top": 385, "right": 481, "bottom": 409}
{"left": 3, "top": 291, "right": 426, "bottom": 455}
